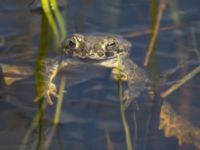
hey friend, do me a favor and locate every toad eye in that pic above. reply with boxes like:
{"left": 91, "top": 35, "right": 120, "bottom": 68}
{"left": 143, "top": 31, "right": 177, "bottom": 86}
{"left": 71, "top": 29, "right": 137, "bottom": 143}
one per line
{"left": 62, "top": 39, "right": 76, "bottom": 49}
{"left": 105, "top": 42, "right": 116, "bottom": 51}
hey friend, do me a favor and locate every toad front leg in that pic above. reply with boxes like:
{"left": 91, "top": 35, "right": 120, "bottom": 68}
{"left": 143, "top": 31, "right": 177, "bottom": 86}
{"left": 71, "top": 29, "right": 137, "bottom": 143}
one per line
{"left": 35, "top": 56, "right": 75, "bottom": 105}
{"left": 111, "top": 57, "right": 149, "bottom": 107}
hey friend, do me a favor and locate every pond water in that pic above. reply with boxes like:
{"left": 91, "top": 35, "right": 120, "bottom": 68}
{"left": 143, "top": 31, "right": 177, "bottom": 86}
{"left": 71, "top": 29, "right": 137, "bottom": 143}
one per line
{"left": 0, "top": 0, "right": 200, "bottom": 150}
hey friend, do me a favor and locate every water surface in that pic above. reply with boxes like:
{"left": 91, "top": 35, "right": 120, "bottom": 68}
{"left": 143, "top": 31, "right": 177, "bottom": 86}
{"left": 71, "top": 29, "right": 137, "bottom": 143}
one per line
{"left": 0, "top": 0, "right": 200, "bottom": 150}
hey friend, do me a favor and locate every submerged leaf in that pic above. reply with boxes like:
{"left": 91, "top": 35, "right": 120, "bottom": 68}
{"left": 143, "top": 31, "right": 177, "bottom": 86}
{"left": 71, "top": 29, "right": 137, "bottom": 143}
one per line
{"left": 0, "top": 64, "right": 32, "bottom": 86}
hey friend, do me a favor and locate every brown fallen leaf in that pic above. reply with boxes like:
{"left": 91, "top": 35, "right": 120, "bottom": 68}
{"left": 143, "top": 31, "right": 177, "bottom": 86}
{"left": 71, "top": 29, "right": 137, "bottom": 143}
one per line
{"left": 0, "top": 63, "right": 33, "bottom": 86}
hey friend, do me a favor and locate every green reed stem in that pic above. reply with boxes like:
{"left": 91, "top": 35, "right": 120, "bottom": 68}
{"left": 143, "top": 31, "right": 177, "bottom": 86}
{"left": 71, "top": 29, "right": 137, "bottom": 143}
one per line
{"left": 161, "top": 65, "right": 200, "bottom": 98}
{"left": 44, "top": 76, "right": 66, "bottom": 149}
{"left": 144, "top": 0, "right": 166, "bottom": 66}
{"left": 133, "top": 112, "right": 138, "bottom": 150}
{"left": 51, "top": 0, "right": 66, "bottom": 40}
{"left": 41, "top": 0, "right": 59, "bottom": 44}
{"left": 117, "top": 55, "right": 133, "bottom": 150}
{"left": 35, "top": 13, "right": 50, "bottom": 150}
{"left": 20, "top": 14, "right": 51, "bottom": 150}
{"left": 54, "top": 76, "right": 66, "bottom": 124}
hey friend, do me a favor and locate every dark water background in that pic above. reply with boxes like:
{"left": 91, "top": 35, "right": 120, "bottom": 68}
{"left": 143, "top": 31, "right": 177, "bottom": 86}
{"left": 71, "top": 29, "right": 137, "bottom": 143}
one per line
{"left": 0, "top": 0, "right": 200, "bottom": 150}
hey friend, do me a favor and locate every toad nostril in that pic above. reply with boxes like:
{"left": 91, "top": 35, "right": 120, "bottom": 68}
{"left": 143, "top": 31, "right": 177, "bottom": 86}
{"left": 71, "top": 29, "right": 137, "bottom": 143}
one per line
{"left": 116, "top": 48, "right": 124, "bottom": 53}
